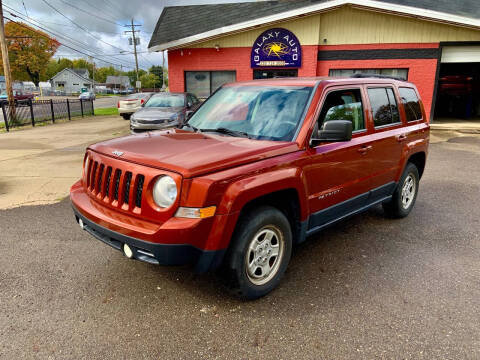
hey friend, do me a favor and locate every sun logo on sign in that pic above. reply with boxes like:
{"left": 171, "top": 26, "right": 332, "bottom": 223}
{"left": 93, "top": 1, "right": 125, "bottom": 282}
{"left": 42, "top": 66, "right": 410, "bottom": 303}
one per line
{"left": 263, "top": 42, "right": 290, "bottom": 58}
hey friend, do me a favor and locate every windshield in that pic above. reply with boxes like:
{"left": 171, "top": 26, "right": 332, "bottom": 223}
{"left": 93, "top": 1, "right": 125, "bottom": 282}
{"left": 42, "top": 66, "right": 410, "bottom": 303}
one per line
{"left": 187, "top": 85, "right": 312, "bottom": 141}
{"left": 145, "top": 94, "right": 184, "bottom": 108}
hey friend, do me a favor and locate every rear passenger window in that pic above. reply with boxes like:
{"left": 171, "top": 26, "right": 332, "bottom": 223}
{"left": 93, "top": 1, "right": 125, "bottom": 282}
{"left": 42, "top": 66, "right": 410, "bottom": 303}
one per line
{"left": 399, "top": 87, "right": 422, "bottom": 121}
{"left": 367, "top": 87, "right": 400, "bottom": 127}
{"left": 318, "top": 89, "right": 365, "bottom": 132}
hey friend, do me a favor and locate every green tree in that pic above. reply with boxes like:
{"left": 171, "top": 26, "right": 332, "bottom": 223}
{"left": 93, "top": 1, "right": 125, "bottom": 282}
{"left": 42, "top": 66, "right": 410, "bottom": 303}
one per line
{"left": 44, "top": 58, "right": 73, "bottom": 80}
{"left": 126, "top": 69, "right": 146, "bottom": 86}
{"left": 139, "top": 73, "right": 160, "bottom": 88}
{"left": 149, "top": 65, "right": 163, "bottom": 88}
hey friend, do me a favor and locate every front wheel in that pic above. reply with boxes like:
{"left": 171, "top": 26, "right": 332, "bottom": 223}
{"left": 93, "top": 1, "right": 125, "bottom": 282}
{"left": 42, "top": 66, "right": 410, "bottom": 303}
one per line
{"left": 383, "top": 162, "right": 420, "bottom": 218}
{"left": 222, "top": 206, "right": 292, "bottom": 300}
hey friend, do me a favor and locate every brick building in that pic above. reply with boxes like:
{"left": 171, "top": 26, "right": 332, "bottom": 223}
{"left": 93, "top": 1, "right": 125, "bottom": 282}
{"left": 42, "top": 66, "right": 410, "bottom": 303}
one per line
{"left": 148, "top": 0, "right": 480, "bottom": 121}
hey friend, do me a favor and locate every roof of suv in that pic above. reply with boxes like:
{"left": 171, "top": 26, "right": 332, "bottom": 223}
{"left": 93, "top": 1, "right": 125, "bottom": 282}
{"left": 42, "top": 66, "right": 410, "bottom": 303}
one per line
{"left": 223, "top": 76, "right": 415, "bottom": 87}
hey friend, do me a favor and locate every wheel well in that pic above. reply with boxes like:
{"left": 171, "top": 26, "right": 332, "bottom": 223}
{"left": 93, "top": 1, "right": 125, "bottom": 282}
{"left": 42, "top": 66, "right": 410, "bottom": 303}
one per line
{"left": 407, "top": 152, "right": 426, "bottom": 179}
{"left": 240, "top": 189, "right": 302, "bottom": 244}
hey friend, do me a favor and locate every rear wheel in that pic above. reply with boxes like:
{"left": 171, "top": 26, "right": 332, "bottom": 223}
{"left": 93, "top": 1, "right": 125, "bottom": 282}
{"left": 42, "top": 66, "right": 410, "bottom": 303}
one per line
{"left": 122, "top": 114, "right": 131, "bottom": 120}
{"left": 222, "top": 206, "right": 292, "bottom": 300}
{"left": 383, "top": 162, "right": 419, "bottom": 218}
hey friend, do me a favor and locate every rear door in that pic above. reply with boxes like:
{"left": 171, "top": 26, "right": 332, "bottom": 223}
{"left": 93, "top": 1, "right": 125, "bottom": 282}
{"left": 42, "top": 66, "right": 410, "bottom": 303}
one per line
{"left": 304, "top": 86, "right": 375, "bottom": 232}
{"left": 364, "top": 85, "right": 405, "bottom": 197}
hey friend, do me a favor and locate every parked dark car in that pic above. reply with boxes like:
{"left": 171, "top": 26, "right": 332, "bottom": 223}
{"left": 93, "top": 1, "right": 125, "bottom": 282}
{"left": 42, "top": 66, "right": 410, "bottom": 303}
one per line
{"left": 0, "top": 89, "right": 34, "bottom": 104}
{"left": 130, "top": 92, "right": 200, "bottom": 132}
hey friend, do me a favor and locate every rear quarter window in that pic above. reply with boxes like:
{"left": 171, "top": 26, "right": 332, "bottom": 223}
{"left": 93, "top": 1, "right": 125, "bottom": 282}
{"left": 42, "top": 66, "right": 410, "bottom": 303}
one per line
{"left": 399, "top": 87, "right": 422, "bottom": 122}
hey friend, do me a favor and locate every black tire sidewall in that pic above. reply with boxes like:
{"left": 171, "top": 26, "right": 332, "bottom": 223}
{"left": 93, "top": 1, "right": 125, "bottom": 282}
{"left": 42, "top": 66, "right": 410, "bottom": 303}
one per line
{"left": 226, "top": 206, "right": 292, "bottom": 300}
{"left": 393, "top": 163, "right": 420, "bottom": 217}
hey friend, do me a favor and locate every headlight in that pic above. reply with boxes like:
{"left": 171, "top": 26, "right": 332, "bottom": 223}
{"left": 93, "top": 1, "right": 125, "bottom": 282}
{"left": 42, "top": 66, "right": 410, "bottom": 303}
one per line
{"left": 152, "top": 176, "right": 177, "bottom": 208}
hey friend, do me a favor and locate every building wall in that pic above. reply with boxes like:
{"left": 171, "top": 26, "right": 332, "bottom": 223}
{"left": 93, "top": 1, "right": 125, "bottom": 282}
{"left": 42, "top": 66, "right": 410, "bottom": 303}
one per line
{"left": 191, "top": 6, "right": 480, "bottom": 49}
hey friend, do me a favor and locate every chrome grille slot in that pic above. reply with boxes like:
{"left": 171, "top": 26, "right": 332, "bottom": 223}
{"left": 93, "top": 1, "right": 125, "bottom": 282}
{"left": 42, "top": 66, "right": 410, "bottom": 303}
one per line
{"left": 135, "top": 174, "right": 145, "bottom": 208}
{"left": 104, "top": 167, "right": 112, "bottom": 197}
{"left": 123, "top": 172, "right": 132, "bottom": 205}
{"left": 113, "top": 169, "right": 121, "bottom": 200}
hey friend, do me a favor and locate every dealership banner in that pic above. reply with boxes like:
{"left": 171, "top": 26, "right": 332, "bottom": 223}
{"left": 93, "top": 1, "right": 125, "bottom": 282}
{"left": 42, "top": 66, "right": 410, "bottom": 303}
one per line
{"left": 251, "top": 28, "right": 302, "bottom": 68}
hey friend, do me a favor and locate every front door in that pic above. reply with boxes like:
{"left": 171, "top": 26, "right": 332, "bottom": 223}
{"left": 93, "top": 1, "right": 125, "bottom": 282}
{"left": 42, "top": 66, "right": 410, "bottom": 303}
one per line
{"left": 253, "top": 69, "right": 298, "bottom": 79}
{"left": 304, "top": 86, "right": 374, "bottom": 233}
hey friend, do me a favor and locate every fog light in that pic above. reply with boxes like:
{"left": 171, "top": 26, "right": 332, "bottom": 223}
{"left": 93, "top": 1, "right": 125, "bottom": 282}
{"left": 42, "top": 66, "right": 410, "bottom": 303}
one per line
{"left": 78, "top": 218, "right": 84, "bottom": 229}
{"left": 123, "top": 243, "right": 134, "bottom": 259}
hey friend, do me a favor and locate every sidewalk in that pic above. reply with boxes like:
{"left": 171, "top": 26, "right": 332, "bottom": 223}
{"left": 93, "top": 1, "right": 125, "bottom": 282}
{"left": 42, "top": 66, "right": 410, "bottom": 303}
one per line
{"left": 0, "top": 115, "right": 130, "bottom": 209}
{"left": 430, "top": 118, "right": 480, "bottom": 132}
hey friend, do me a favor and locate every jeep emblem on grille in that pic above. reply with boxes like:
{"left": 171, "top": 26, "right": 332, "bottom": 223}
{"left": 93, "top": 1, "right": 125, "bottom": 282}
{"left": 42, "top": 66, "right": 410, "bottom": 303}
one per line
{"left": 112, "top": 150, "right": 124, "bottom": 157}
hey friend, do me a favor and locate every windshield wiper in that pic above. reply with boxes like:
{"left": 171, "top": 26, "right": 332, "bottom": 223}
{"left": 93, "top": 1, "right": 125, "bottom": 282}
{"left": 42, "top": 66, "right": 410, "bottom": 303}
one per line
{"left": 182, "top": 123, "right": 200, "bottom": 132}
{"left": 199, "top": 127, "right": 251, "bottom": 138}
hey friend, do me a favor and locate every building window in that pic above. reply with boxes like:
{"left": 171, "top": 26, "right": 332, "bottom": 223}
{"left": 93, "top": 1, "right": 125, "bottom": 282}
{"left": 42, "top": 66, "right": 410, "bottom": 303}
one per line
{"left": 367, "top": 87, "right": 400, "bottom": 127}
{"left": 399, "top": 87, "right": 422, "bottom": 121}
{"left": 185, "top": 71, "right": 236, "bottom": 99}
{"left": 329, "top": 68, "right": 408, "bottom": 80}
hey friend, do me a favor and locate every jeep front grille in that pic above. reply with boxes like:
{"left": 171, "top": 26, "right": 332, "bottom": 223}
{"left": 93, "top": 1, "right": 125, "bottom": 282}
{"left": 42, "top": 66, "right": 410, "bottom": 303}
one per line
{"left": 85, "top": 159, "right": 146, "bottom": 211}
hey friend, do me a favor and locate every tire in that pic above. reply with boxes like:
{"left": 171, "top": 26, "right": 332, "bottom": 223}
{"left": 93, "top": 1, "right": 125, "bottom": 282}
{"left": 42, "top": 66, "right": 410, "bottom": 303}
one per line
{"left": 222, "top": 206, "right": 292, "bottom": 300}
{"left": 383, "top": 162, "right": 420, "bottom": 218}
{"left": 122, "top": 114, "right": 131, "bottom": 120}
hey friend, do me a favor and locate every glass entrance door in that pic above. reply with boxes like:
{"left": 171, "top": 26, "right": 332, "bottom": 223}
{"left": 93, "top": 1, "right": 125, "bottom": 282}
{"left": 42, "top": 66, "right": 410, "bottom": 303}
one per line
{"left": 253, "top": 69, "right": 298, "bottom": 79}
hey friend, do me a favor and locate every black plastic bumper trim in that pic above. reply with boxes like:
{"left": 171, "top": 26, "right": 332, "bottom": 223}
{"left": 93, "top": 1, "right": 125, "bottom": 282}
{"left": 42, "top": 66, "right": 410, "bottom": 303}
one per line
{"left": 72, "top": 204, "right": 226, "bottom": 273}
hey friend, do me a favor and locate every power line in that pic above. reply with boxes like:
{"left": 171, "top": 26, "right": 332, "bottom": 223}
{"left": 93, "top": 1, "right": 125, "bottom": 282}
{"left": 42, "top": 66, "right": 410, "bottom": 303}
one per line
{"left": 39, "top": 0, "right": 129, "bottom": 54}
{"left": 55, "top": 0, "right": 122, "bottom": 26}
{"left": 4, "top": 16, "right": 136, "bottom": 70}
{"left": 3, "top": 4, "right": 138, "bottom": 69}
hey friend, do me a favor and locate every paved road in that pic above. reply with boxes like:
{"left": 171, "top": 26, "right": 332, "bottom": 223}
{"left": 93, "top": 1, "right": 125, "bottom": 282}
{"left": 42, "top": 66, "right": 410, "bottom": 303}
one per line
{"left": 1, "top": 133, "right": 480, "bottom": 359}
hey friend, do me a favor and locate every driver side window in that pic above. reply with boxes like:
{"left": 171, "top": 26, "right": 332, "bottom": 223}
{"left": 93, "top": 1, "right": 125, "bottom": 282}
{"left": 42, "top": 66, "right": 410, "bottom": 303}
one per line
{"left": 318, "top": 89, "right": 365, "bottom": 132}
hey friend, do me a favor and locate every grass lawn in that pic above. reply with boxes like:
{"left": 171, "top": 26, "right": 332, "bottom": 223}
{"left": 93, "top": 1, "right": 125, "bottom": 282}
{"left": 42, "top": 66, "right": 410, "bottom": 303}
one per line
{"left": 94, "top": 107, "right": 118, "bottom": 116}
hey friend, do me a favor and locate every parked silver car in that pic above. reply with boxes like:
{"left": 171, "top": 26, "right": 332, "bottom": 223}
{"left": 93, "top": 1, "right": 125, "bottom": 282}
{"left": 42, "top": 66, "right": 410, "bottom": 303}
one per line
{"left": 78, "top": 91, "right": 96, "bottom": 101}
{"left": 130, "top": 92, "right": 200, "bottom": 133}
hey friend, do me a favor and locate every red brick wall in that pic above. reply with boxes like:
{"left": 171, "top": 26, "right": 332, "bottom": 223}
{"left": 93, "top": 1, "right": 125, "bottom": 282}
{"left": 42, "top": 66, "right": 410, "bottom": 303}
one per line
{"left": 168, "top": 45, "right": 319, "bottom": 92}
{"left": 317, "top": 43, "right": 440, "bottom": 119}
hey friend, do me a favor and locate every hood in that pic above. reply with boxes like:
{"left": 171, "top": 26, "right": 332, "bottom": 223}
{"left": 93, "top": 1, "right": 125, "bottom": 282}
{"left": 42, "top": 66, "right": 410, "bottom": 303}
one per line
{"left": 89, "top": 129, "right": 299, "bottom": 178}
{"left": 133, "top": 107, "right": 182, "bottom": 121}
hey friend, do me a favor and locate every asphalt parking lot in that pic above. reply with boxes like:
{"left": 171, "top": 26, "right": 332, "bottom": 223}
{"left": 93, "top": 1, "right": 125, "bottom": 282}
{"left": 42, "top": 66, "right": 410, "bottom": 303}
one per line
{"left": 1, "top": 132, "right": 480, "bottom": 359}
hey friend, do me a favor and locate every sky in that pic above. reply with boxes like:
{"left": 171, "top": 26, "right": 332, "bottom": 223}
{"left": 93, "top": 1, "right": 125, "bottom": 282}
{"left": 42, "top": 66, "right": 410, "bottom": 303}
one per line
{"left": 3, "top": 0, "right": 259, "bottom": 71}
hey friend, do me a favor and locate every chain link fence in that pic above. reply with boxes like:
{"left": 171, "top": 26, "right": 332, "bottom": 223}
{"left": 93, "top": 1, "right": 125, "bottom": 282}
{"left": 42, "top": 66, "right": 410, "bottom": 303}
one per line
{"left": 1, "top": 99, "right": 94, "bottom": 132}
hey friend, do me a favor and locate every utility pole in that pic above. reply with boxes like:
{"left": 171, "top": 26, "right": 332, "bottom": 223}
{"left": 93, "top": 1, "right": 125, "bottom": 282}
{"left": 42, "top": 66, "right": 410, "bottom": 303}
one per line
{"left": 124, "top": 19, "right": 141, "bottom": 89}
{"left": 89, "top": 56, "right": 95, "bottom": 94}
{"left": 0, "top": 0, "right": 16, "bottom": 118}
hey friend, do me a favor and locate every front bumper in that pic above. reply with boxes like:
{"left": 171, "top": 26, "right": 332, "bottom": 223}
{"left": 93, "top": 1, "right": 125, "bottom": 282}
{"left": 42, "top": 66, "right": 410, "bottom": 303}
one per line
{"left": 73, "top": 204, "right": 225, "bottom": 273}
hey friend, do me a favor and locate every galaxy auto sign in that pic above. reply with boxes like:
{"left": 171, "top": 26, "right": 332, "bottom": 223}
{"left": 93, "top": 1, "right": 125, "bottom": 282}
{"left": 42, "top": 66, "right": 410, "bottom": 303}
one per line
{"left": 251, "top": 28, "right": 302, "bottom": 68}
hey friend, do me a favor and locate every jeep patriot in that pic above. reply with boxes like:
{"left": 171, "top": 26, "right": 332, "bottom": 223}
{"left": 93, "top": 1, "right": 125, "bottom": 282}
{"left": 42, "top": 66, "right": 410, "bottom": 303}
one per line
{"left": 71, "top": 76, "right": 429, "bottom": 299}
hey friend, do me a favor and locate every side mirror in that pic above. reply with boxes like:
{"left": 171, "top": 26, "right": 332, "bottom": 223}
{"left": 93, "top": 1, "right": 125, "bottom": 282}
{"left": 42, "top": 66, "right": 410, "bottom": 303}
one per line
{"left": 310, "top": 120, "right": 352, "bottom": 146}
{"left": 185, "top": 110, "right": 194, "bottom": 119}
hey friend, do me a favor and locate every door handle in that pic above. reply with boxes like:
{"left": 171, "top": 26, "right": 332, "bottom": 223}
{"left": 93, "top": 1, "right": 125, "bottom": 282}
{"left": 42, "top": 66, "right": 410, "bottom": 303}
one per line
{"left": 357, "top": 145, "right": 372, "bottom": 154}
{"left": 396, "top": 134, "right": 407, "bottom": 142}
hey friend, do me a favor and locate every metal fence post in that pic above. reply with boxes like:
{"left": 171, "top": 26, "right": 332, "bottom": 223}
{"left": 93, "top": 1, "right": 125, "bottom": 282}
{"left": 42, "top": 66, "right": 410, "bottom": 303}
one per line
{"left": 2, "top": 103, "right": 9, "bottom": 132}
{"left": 91, "top": 99, "right": 94, "bottom": 116}
{"left": 50, "top": 99, "right": 55, "bottom": 123}
{"left": 66, "top": 99, "right": 71, "bottom": 120}
{"left": 29, "top": 99, "right": 35, "bottom": 127}
{"left": 80, "top": 99, "right": 84, "bottom": 117}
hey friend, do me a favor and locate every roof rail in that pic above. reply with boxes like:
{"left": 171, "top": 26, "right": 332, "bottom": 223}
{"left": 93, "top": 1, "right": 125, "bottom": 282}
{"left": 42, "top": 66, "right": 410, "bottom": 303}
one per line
{"left": 350, "top": 73, "right": 406, "bottom": 81}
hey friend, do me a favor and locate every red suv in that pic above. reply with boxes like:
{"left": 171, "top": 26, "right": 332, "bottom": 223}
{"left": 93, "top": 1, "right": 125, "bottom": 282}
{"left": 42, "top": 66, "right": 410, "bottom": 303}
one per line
{"left": 71, "top": 76, "right": 429, "bottom": 299}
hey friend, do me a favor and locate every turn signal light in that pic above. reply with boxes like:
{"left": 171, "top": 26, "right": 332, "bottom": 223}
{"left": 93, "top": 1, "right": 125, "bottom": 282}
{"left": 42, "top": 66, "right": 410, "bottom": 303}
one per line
{"left": 175, "top": 206, "right": 216, "bottom": 219}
